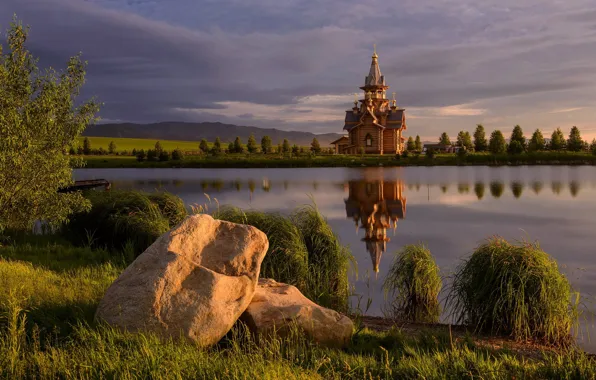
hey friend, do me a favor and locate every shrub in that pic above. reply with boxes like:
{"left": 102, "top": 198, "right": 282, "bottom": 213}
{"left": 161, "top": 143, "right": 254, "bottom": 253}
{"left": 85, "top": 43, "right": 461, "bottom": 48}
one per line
{"left": 136, "top": 149, "right": 146, "bottom": 162}
{"left": 146, "top": 149, "right": 157, "bottom": 161}
{"left": 158, "top": 150, "right": 170, "bottom": 162}
{"left": 383, "top": 244, "right": 441, "bottom": 323}
{"left": 426, "top": 148, "right": 436, "bottom": 159}
{"left": 447, "top": 237, "right": 578, "bottom": 346}
{"left": 171, "top": 148, "right": 183, "bottom": 161}
{"left": 401, "top": 150, "right": 409, "bottom": 158}
{"left": 62, "top": 190, "right": 183, "bottom": 257}
{"left": 147, "top": 192, "right": 188, "bottom": 227}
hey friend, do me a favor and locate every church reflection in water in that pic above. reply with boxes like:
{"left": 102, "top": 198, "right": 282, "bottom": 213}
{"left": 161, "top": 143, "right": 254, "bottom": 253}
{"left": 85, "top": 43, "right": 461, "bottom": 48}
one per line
{"left": 344, "top": 179, "right": 407, "bottom": 274}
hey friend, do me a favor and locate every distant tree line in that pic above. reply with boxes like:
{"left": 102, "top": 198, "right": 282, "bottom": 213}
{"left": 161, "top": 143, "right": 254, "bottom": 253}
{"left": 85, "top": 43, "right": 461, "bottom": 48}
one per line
{"left": 413, "top": 125, "right": 594, "bottom": 155}
{"left": 72, "top": 134, "right": 332, "bottom": 160}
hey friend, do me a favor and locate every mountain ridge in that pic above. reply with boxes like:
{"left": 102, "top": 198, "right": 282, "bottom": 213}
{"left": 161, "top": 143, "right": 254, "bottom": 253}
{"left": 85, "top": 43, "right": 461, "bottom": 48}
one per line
{"left": 84, "top": 121, "right": 344, "bottom": 146}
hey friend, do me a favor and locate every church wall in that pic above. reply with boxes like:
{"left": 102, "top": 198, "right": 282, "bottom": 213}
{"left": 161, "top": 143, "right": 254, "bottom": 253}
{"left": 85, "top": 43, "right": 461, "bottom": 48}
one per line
{"left": 382, "top": 129, "right": 396, "bottom": 153}
{"left": 358, "top": 124, "right": 382, "bottom": 153}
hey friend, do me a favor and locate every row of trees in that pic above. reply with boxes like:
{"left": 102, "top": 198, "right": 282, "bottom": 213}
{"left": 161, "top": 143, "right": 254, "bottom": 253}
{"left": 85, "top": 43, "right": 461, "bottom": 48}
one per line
{"left": 198, "top": 135, "right": 326, "bottom": 156}
{"left": 135, "top": 141, "right": 183, "bottom": 162}
{"left": 437, "top": 125, "right": 593, "bottom": 154}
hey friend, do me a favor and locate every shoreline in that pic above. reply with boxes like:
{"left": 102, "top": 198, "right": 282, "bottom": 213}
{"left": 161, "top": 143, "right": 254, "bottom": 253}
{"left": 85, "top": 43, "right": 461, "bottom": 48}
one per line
{"left": 79, "top": 153, "right": 596, "bottom": 169}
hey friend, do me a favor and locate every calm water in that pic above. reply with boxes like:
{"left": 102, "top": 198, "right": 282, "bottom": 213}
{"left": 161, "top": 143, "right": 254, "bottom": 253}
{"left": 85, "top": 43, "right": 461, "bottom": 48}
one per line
{"left": 74, "top": 166, "right": 596, "bottom": 349}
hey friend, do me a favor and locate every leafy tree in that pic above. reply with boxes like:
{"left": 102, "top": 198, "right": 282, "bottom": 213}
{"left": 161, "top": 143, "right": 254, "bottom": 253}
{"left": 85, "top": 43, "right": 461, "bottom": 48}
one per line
{"left": 508, "top": 140, "right": 524, "bottom": 154}
{"left": 426, "top": 147, "right": 435, "bottom": 159}
{"left": 69, "top": 146, "right": 76, "bottom": 155}
{"left": 292, "top": 144, "right": 300, "bottom": 155}
{"left": 147, "top": 149, "right": 157, "bottom": 161}
{"left": 590, "top": 138, "right": 596, "bottom": 155}
{"left": 310, "top": 137, "right": 321, "bottom": 154}
{"left": 227, "top": 141, "right": 234, "bottom": 153}
{"left": 473, "top": 124, "right": 488, "bottom": 152}
{"left": 488, "top": 130, "right": 507, "bottom": 154}
{"left": 415, "top": 135, "right": 422, "bottom": 151}
{"left": 456, "top": 131, "right": 473, "bottom": 151}
{"left": 567, "top": 126, "right": 584, "bottom": 152}
{"left": 550, "top": 128, "right": 566, "bottom": 151}
{"left": 261, "top": 135, "right": 272, "bottom": 154}
{"left": 247, "top": 134, "right": 258, "bottom": 153}
{"left": 406, "top": 136, "right": 416, "bottom": 151}
{"left": 154, "top": 141, "right": 163, "bottom": 155}
{"left": 439, "top": 132, "right": 451, "bottom": 146}
{"left": 158, "top": 150, "right": 170, "bottom": 161}
{"left": 233, "top": 136, "right": 244, "bottom": 153}
{"left": 0, "top": 18, "right": 100, "bottom": 231}
{"left": 136, "top": 149, "right": 146, "bottom": 161}
{"left": 171, "top": 148, "right": 183, "bottom": 160}
{"left": 132, "top": 148, "right": 137, "bottom": 156}
{"left": 508, "top": 125, "right": 526, "bottom": 153}
{"left": 277, "top": 142, "right": 283, "bottom": 154}
{"left": 528, "top": 129, "right": 545, "bottom": 152}
{"left": 83, "top": 137, "right": 92, "bottom": 155}
{"left": 211, "top": 137, "right": 222, "bottom": 155}
{"left": 199, "top": 139, "right": 209, "bottom": 153}
{"left": 282, "top": 139, "right": 291, "bottom": 153}
{"left": 108, "top": 141, "right": 116, "bottom": 154}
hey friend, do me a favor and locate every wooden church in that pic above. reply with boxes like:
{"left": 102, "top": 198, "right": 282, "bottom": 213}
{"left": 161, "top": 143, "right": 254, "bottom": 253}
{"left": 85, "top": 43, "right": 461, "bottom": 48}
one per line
{"left": 331, "top": 46, "right": 408, "bottom": 155}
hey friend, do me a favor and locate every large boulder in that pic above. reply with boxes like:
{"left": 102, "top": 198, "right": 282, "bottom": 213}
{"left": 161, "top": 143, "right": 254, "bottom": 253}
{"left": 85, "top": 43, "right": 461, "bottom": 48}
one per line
{"left": 240, "top": 278, "right": 354, "bottom": 347}
{"left": 95, "top": 214, "right": 268, "bottom": 347}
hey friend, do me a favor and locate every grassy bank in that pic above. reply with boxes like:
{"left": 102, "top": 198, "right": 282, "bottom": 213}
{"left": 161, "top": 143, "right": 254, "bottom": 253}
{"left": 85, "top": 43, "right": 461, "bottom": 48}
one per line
{"left": 1, "top": 241, "right": 595, "bottom": 379}
{"left": 80, "top": 151, "right": 596, "bottom": 168}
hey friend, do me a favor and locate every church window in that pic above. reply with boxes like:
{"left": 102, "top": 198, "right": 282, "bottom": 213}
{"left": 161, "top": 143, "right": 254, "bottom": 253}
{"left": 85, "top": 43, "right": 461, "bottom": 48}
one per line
{"left": 365, "top": 134, "right": 373, "bottom": 147}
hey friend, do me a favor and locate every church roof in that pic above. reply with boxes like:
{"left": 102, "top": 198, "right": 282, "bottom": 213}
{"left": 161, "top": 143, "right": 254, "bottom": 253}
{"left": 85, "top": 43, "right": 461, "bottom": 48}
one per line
{"left": 387, "top": 109, "right": 404, "bottom": 122}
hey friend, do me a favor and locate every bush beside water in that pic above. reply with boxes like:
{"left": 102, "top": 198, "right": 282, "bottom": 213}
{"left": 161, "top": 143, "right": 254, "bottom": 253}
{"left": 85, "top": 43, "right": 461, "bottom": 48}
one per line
{"left": 448, "top": 237, "right": 578, "bottom": 346}
{"left": 383, "top": 244, "right": 442, "bottom": 323}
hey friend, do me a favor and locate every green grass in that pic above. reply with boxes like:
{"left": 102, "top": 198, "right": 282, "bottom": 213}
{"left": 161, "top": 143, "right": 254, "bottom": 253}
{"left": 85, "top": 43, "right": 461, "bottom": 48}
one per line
{"left": 383, "top": 244, "right": 442, "bottom": 323}
{"left": 215, "top": 204, "right": 352, "bottom": 312}
{"left": 62, "top": 190, "right": 187, "bottom": 257}
{"left": 1, "top": 250, "right": 595, "bottom": 379}
{"left": 77, "top": 136, "right": 209, "bottom": 153}
{"left": 80, "top": 151, "right": 596, "bottom": 168}
{"left": 447, "top": 237, "right": 579, "bottom": 346}
{"left": 1, "top": 233, "right": 595, "bottom": 378}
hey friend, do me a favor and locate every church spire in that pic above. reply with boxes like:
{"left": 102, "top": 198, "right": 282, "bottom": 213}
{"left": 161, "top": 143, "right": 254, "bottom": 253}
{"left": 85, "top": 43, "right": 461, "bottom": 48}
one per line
{"left": 364, "top": 44, "right": 385, "bottom": 87}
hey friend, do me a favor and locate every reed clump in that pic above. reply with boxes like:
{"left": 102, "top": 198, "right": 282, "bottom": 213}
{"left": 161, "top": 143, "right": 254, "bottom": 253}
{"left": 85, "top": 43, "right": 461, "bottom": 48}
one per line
{"left": 216, "top": 204, "right": 351, "bottom": 312}
{"left": 62, "top": 190, "right": 187, "bottom": 257}
{"left": 291, "top": 204, "right": 352, "bottom": 312}
{"left": 448, "top": 237, "right": 578, "bottom": 346}
{"left": 383, "top": 244, "right": 441, "bottom": 323}
{"left": 216, "top": 206, "right": 310, "bottom": 291}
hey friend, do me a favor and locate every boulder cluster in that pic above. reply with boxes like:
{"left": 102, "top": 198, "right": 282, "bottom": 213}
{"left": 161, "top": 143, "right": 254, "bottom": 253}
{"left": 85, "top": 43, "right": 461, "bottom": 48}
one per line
{"left": 95, "top": 214, "right": 353, "bottom": 347}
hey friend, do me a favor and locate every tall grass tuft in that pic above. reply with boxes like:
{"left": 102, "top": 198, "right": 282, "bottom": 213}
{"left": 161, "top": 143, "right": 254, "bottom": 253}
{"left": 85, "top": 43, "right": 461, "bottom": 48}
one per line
{"left": 447, "top": 237, "right": 578, "bottom": 346}
{"left": 383, "top": 244, "right": 442, "bottom": 323}
{"left": 216, "top": 204, "right": 352, "bottom": 312}
{"left": 292, "top": 204, "right": 352, "bottom": 312}
{"left": 62, "top": 190, "right": 186, "bottom": 257}
{"left": 216, "top": 206, "right": 310, "bottom": 290}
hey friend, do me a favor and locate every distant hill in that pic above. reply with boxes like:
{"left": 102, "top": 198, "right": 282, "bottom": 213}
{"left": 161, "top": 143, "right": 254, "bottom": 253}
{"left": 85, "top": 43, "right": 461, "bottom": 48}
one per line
{"left": 83, "top": 122, "right": 344, "bottom": 147}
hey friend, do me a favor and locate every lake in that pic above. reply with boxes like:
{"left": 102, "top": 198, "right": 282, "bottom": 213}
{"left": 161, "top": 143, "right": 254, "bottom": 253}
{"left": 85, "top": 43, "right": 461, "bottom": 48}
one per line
{"left": 74, "top": 166, "right": 596, "bottom": 349}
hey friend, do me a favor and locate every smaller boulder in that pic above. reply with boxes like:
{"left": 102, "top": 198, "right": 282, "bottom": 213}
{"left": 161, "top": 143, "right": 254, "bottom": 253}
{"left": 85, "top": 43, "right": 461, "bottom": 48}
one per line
{"left": 240, "top": 278, "right": 353, "bottom": 347}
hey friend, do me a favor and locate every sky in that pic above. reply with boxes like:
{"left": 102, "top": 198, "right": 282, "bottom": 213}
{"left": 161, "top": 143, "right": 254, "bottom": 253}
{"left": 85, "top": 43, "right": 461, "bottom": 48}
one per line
{"left": 1, "top": 0, "right": 596, "bottom": 141}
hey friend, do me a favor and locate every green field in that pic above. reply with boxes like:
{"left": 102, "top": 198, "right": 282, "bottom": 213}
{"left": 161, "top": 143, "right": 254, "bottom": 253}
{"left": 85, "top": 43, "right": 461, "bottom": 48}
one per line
{"left": 77, "top": 136, "right": 208, "bottom": 152}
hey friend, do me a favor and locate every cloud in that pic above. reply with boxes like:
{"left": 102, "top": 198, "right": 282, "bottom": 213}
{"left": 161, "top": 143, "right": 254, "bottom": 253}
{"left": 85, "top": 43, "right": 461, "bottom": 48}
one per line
{"left": 549, "top": 108, "right": 584, "bottom": 114}
{"left": 1, "top": 0, "right": 596, "bottom": 137}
